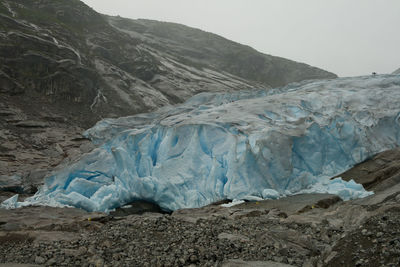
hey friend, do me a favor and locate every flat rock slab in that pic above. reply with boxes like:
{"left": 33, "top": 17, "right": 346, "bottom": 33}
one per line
{"left": 234, "top": 193, "right": 341, "bottom": 215}
{"left": 0, "top": 264, "right": 40, "bottom": 267}
{"left": 0, "top": 230, "right": 79, "bottom": 243}
{"left": 222, "top": 259, "right": 295, "bottom": 267}
{"left": 0, "top": 206, "right": 106, "bottom": 232}
{"left": 338, "top": 147, "right": 400, "bottom": 191}
{"left": 218, "top": 232, "right": 249, "bottom": 242}
{"left": 352, "top": 182, "right": 400, "bottom": 206}
{"left": 172, "top": 193, "right": 341, "bottom": 223}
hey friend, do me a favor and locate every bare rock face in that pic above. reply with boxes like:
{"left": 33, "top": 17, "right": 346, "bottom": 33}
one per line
{"left": 393, "top": 68, "right": 400, "bottom": 74}
{"left": 0, "top": 100, "right": 94, "bottom": 194}
{"left": 336, "top": 147, "right": 400, "bottom": 192}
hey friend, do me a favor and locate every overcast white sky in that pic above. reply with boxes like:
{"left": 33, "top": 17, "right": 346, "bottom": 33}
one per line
{"left": 82, "top": 0, "right": 400, "bottom": 77}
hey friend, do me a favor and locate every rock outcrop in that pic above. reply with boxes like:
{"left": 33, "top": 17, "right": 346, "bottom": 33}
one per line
{"left": 336, "top": 147, "right": 400, "bottom": 192}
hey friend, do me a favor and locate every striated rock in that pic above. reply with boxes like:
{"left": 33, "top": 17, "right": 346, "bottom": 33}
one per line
{"left": 337, "top": 147, "right": 400, "bottom": 192}
{"left": 109, "top": 17, "right": 336, "bottom": 88}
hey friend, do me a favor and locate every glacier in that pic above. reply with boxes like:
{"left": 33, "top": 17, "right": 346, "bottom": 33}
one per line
{"left": 3, "top": 75, "right": 400, "bottom": 212}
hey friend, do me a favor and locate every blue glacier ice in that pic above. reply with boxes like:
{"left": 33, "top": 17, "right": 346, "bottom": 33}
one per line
{"left": 3, "top": 75, "right": 400, "bottom": 212}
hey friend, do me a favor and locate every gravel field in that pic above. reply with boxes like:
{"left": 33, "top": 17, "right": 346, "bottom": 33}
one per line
{"left": 1, "top": 192, "right": 400, "bottom": 267}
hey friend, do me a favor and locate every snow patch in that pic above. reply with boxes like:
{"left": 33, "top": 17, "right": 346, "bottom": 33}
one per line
{"left": 221, "top": 199, "right": 245, "bottom": 208}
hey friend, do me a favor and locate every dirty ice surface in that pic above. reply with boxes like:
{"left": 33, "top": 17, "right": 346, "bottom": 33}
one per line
{"left": 4, "top": 75, "right": 400, "bottom": 212}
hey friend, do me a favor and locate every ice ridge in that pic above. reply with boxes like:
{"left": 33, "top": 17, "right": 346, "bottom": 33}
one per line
{"left": 3, "top": 75, "right": 400, "bottom": 212}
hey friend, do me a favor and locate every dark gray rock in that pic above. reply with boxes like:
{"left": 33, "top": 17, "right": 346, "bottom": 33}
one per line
{"left": 22, "top": 169, "right": 48, "bottom": 194}
{"left": 0, "top": 71, "right": 24, "bottom": 95}
{"left": 337, "top": 147, "right": 400, "bottom": 192}
{"left": 222, "top": 259, "right": 295, "bottom": 267}
{"left": 0, "top": 174, "right": 22, "bottom": 193}
{"left": 218, "top": 233, "right": 250, "bottom": 242}
{"left": 14, "top": 121, "right": 49, "bottom": 128}
{"left": 109, "top": 201, "right": 166, "bottom": 216}
{"left": 34, "top": 256, "right": 45, "bottom": 265}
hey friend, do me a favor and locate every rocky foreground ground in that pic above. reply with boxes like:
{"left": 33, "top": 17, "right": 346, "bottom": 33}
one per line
{"left": 1, "top": 148, "right": 400, "bottom": 267}
{"left": 0, "top": 186, "right": 400, "bottom": 267}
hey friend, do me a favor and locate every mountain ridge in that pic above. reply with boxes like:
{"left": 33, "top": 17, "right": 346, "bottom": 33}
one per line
{"left": 108, "top": 17, "right": 337, "bottom": 88}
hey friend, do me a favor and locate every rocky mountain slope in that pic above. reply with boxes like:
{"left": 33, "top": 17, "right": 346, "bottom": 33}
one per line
{"left": 393, "top": 68, "right": 400, "bottom": 74}
{"left": 0, "top": 0, "right": 336, "bottom": 191}
{"left": 107, "top": 17, "right": 336, "bottom": 88}
{"left": 0, "top": 0, "right": 336, "bottom": 127}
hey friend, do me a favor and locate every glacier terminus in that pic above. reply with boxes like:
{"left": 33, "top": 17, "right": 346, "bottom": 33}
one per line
{"left": 3, "top": 75, "right": 400, "bottom": 212}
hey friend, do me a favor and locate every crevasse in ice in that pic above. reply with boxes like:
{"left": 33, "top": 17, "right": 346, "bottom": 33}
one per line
{"left": 4, "top": 75, "right": 400, "bottom": 212}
